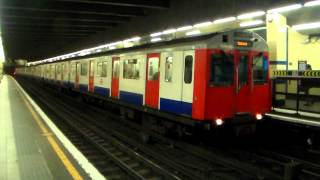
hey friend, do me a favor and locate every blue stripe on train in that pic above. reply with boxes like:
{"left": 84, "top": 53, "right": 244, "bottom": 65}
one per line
{"left": 79, "top": 84, "right": 88, "bottom": 92}
{"left": 120, "top": 91, "right": 143, "bottom": 105}
{"left": 94, "top": 86, "right": 110, "bottom": 96}
{"left": 160, "top": 98, "right": 192, "bottom": 116}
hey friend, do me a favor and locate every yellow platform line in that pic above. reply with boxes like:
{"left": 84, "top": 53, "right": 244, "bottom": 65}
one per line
{"left": 17, "top": 85, "right": 83, "bottom": 180}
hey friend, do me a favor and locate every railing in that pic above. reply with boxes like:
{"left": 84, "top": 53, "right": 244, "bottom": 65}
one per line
{"left": 272, "top": 70, "right": 320, "bottom": 115}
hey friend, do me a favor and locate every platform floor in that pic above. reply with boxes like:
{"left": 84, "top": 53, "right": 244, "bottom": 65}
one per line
{"left": 0, "top": 76, "right": 100, "bottom": 180}
{"left": 266, "top": 109, "right": 320, "bottom": 128}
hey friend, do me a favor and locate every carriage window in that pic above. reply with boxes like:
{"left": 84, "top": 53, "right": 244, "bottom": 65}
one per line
{"left": 80, "top": 62, "right": 88, "bottom": 76}
{"left": 97, "top": 61, "right": 102, "bottom": 77}
{"left": 101, "top": 61, "right": 107, "bottom": 77}
{"left": 253, "top": 54, "right": 268, "bottom": 84}
{"left": 123, "top": 59, "right": 140, "bottom": 79}
{"left": 210, "top": 53, "right": 234, "bottom": 86}
{"left": 148, "top": 57, "right": 159, "bottom": 80}
{"left": 184, "top": 55, "right": 193, "bottom": 84}
{"left": 113, "top": 61, "right": 120, "bottom": 78}
{"left": 239, "top": 55, "right": 248, "bottom": 85}
{"left": 165, "top": 56, "right": 173, "bottom": 82}
{"left": 71, "top": 64, "right": 76, "bottom": 76}
{"left": 56, "top": 64, "right": 61, "bottom": 74}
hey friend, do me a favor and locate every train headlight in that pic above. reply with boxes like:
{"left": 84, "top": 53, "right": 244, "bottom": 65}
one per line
{"left": 256, "top": 113, "right": 263, "bottom": 120}
{"left": 215, "top": 118, "right": 223, "bottom": 126}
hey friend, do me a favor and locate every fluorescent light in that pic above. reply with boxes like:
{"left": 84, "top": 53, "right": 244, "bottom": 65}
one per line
{"left": 237, "top": 11, "right": 265, "bottom": 20}
{"left": 124, "top": 36, "right": 141, "bottom": 42}
{"left": 162, "top": 29, "right": 176, "bottom": 34}
{"left": 150, "top": 32, "right": 162, "bottom": 37}
{"left": 267, "top": 4, "right": 302, "bottom": 13}
{"left": 305, "top": 0, "right": 320, "bottom": 7}
{"left": 240, "top": 20, "right": 264, "bottom": 27}
{"left": 194, "top": 21, "right": 212, "bottom": 28}
{"left": 186, "top": 30, "right": 201, "bottom": 36}
{"left": 151, "top": 38, "right": 162, "bottom": 42}
{"left": 109, "top": 41, "right": 122, "bottom": 46}
{"left": 292, "top": 21, "right": 320, "bottom": 30}
{"left": 177, "top": 25, "right": 193, "bottom": 32}
{"left": 109, "top": 46, "right": 116, "bottom": 50}
{"left": 213, "top": 17, "right": 236, "bottom": 24}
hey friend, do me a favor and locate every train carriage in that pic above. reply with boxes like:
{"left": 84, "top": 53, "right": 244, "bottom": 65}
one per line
{"left": 17, "top": 30, "right": 272, "bottom": 133}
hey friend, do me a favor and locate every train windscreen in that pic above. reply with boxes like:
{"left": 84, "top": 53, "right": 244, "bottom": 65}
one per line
{"left": 210, "top": 52, "right": 234, "bottom": 86}
{"left": 253, "top": 53, "right": 268, "bottom": 84}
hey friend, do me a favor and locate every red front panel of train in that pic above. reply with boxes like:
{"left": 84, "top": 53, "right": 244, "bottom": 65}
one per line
{"left": 193, "top": 48, "right": 271, "bottom": 121}
{"left": 145, "top": 53, "right": 160, "bottom": 109}
{"left": 111, "top": 57, "right": 120, "bottom": 98}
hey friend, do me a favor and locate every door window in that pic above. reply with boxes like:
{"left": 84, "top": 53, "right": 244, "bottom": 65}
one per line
{"left": 184, "top": 55, "right": 193, "bottom": 84}
{"left": 89, "top": 61, "right": 94, "bottom": 76}
{"left": 97, "top": 61, "right": 108, "bottom": 77}
{"left": 113, "top": 61, "right": 120, "bottom": 78}
{"left": 123, "top": 59, "right": 140, "bottom": 80}
{"left": 80, "top": 62, "right": 87, "bottom": 76}
{"left": 71, "top": 64, "right": 76, "bottom": 77}
{"left": 148, "top": 57, "right": 159, "bottom": 80}
{"left": 253, "top": 53, "right": 268, "bottom": 84}
{"left": 238, "top": 55, "right": 248, "bottom": 86}
{"left": 165, "top": 56, "right": 173, "bottom": 82}
{"left": 210, "top": 53, "right": 234, "bottom": 86}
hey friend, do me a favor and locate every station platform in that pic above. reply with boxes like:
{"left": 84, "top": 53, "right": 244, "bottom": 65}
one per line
{"left": 0, "top": 75, "right": 105, "bottom": 180}
{"left": 266, "top": 108, "right": 320, "bottom": 128}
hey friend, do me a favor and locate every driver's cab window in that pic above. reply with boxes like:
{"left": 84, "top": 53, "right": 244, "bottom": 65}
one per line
{"left": 210, "top": 52, "right": 234, "bottom": 86}
{"left": 253, "top": 53, "right": 268, "bottom": 84}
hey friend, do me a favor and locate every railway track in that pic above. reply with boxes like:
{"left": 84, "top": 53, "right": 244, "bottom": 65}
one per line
{"left": 18, "top": 77, "right": 320, "bottom": 180}
{"left": 21, "top": 79, "right": 181, "bottom": 180}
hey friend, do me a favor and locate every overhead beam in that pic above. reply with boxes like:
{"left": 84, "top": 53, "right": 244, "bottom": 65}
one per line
{"left": 0, "top": 9, "right": 131, "bottom": 22}
{"left": 0, "top": 22, "right": 110, "bottom": 30}
{"left": 0, "top": 5, "right": 144, "bottom": 17}
{"left": 56, "top": 0, "right": 170, "bottom": 9}
{"left": 1, "top": 21, "right": 114, "bottom": 29}
{"left": 0, "top": 17, "right": 117, "bottom": 27}
{"left": 1, "top": 15, "right": 128, "bottom": 24}
{"left": 3, "top": 31, "right": 90, "bottom": 37}
{"left": 3, "top": 26, "right": 101, "bottom": 33}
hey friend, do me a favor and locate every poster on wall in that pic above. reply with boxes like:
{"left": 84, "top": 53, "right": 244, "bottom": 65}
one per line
{"left": 298, "top": 60, "right": 307, "bottom": 71}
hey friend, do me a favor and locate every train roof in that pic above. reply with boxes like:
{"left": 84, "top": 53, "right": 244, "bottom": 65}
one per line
{"left": 29, "top": 30, "right": 268, "bottom": 66}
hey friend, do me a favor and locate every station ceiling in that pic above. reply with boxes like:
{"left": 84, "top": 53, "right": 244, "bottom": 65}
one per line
{"left": 0, "top": 0, "right": 170, "bottom": 61}
{"left": 0, "top": 0, "right": 320, "bottom": 62}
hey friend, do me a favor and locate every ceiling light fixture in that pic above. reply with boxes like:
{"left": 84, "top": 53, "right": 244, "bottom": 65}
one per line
{"left": 292, "top": 21, "right": 320, "bottom": 30}
{"left": 237, "top": 11, "right": 266, "bottom": 20}
{"left": 150, "top": 32, "right": 162, "bottom": 37}
{"left": 194, "top": 21, "right": 212, "bottom": 28}
{"left": 186, "top": 30, "right": 201, "bottom": 36}
{"left": 267, "top": 4, "right": 302, "bottom": 13}
{"left": 177, "top": 25, "right": 193, "bottom": 32}
{"left": 151, "top": 38, "right": 162, "bottom": 42}
{"left": 213, "top": 17, "right": 237, "bottom": 24}
{"left": 240, "top": 20, "right": 264, "bottom": 27}
{"left": 305, "top": 0, "right": 320, "bottom": 7}
{"left": 162, "top": 29, "right": 176, "bottom": 34}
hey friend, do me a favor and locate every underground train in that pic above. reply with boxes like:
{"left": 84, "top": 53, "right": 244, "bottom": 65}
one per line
{"left": 16, "top": 30, "right": 271, "bottom": 134}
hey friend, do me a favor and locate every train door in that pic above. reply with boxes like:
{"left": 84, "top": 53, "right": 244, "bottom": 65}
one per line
{"left": 235, "top": 51, "right": 251, "bottom": 113}
{"left": 181, "top": 50, "right": 194, "bottom": 115}
{"left": 111, "top": 57, "right": 120, "bottom": 98}
{"left": 75, "top": 62, "right": 80, "bottom": 89}
{"left": 145, "top": 53, "right": 160, "bottom": 108}
{"left": 89, "top": 60, "right": 95, "bottom": 93}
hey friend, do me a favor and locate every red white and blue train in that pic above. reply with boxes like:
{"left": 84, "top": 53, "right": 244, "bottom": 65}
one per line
{"left": 17, "top": 30, "right": 272, "bottom": 134}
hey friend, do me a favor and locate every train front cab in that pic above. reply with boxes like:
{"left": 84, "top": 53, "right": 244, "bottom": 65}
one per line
{"left": 193, "top": 31, "right": 271, "bottom": 133}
